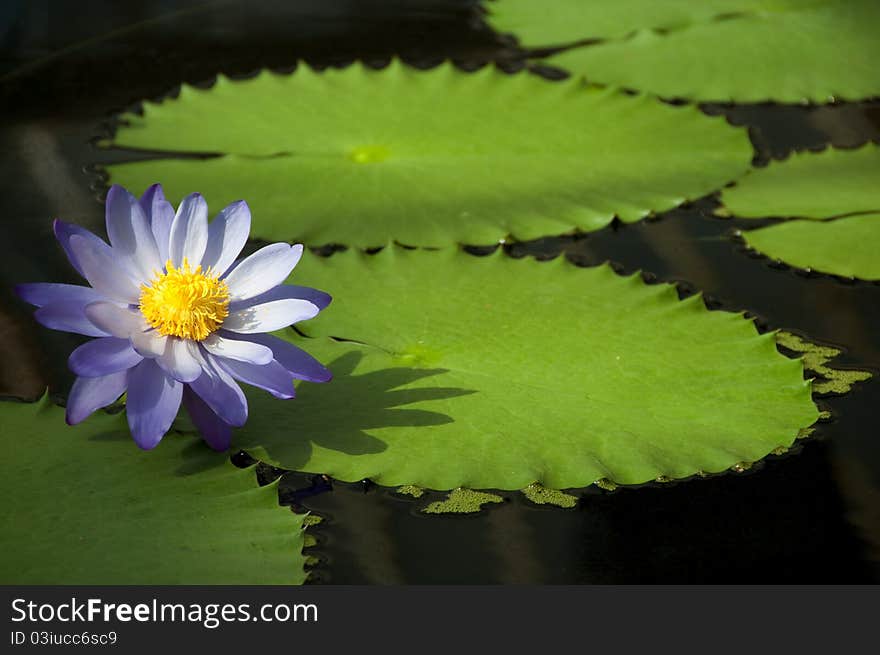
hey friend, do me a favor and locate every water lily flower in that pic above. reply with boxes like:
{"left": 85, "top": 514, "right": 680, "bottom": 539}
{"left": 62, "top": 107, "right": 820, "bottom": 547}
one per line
{"left": 16, "top": 184, "right": 332, "bottom": 451}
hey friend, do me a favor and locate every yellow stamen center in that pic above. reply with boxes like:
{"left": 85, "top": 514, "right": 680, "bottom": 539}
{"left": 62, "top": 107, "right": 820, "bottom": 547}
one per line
{"left": 139, "top": 258, "right": 229, "bottom": 341}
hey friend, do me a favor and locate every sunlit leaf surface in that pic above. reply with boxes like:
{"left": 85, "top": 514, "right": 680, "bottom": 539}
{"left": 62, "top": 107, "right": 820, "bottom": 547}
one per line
{"left": 723, "top": 145, "right": 880, "bottom": 219}
{"left": 722, "top": 145, "right": 880, "bottom": 279}
{"left": 106, "top": 61, "right": 750, "bottom": 247}
{"left": 485, "top": 0, "right": 788, "bottom": 47}
{"left": 233, "top": 248, "right": 818, "bottom": 490}
{"left": 489, "top": 0, "right": 880, "bottom": 103}
{"left": 743, "top": 214, "right": 880, "bottom": 280}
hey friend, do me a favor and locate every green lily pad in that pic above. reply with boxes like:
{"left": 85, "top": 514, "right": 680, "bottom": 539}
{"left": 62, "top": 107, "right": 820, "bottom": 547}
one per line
{"left": 0, "top": 396, "right": 306, "bottom": 584}
{"left": 484, "top": 0, "right": 785, "bottom": 47}
{"left": 539, "top": 0, "right": 880, "bottom": 103}
{"left": 105, "top": 61, "right": 751, "bottom": 247}
{"left": 722, "top": 145, "right": 880, "bottom": 219}
{"left": 743, "top": 214, "right": 880, "bottom": 280}
{"left": 233, "top": 247, "right": 818, "bottom": 490}
{"left": 721, "top": 145, "right": 880, "bottom": 280}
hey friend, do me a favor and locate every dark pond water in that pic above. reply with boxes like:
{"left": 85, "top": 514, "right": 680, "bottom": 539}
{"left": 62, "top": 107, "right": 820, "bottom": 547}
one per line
{"left": 2, "top": 0, "right": 879, "bottom": 583}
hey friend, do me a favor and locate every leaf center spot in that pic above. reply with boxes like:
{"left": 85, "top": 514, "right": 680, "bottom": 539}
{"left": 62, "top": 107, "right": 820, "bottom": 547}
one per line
{"left": 349, "top": 145, "right": 390, "bottom": 164}
{"left": 394, "top": 342, "right": 443, "bottom": 367}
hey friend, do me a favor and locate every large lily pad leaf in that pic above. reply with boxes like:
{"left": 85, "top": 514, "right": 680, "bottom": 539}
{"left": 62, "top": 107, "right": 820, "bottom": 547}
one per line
{"left": 721, "top": 145, "right": 880, "bottom": 279}
{"left": 722, "top": 144, "right": 880, "bottom": 219}
{"left": 0, "top": 397, "right": 306, "bottom": 584}
{"left": 484, "top": 0, "right": 791, "bottom": 48}
{"left": 742, "top": 213, "right": 880, "bottom": 280}
{"left": 540, "top": 0, "right": 880, "bottom": 103}
{"left": 105, "top": 61, "right": 751, "bottom": 247}
{"left": 233, "top": 248, "right": 818, "bottom": 490}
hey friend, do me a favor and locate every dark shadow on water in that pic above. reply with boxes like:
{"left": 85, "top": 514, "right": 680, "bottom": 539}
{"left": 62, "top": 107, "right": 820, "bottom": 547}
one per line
{"left": 233, "top": 350, "right": 476, "bottom": 471}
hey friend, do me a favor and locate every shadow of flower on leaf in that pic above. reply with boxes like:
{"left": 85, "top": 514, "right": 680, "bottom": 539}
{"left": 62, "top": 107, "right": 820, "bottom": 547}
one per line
{"left": 232, "top": 349, "right": 476, "bottom": 472}
{"left": 88, "top": 424, "right": 231, "bottom": 478}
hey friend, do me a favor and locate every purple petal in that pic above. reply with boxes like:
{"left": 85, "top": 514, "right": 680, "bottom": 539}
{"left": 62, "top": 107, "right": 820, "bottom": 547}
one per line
{"left": 129, "top": 328, "right": 167, "bottom": 359}
{"left": 84, "top": 302, "right": 143, "bottom": 338}
{"left": 223, "top": 243, "right": 303, "bottom": 301}
{"left": 234, "top": 332, "right": 332, "bottom": 382}
{"left": 69, "top": 234, "right": 141, "bottom": 303}
{"left": 105, "top": 185, "right": 162, "bottom": 281}
{"left": 69, "top": 337, "right": 143, "bottom": 377}
{"left": 139, "top": 184, "right": 174, "bottom": 264}
{"left": 188, "top": 351, "right": 248, "bottom": 427}
{"left": 15, "top": 282, "right": 104, "bottom": 307}
{"left": 200, "top": 200, "right": 250, "bottom": 276}
{"left": 126, "top": 358, "right": 183, "bottom": 450}
{"left": 223, "top": 298, "right": 319, "bottom": 334}
{"left": 35, "top": 300, "right": 111, "bottom": 337}
{"left": 168, "top": 193, "right": 208, "bottom": 267}
{"left": 229, "top": 283, "right": 331, "bottom": 313}
{"left": 16, "top": 282, "right": 104, "bottom": 309}
{"left": 202, "top": 332, "right": 272, "bottom": 365}
{"left": 53, "top": 220, "right": 110, "bottom": 279}
{"left": 217, "top": 357, "right": 296, "bottom": 399}
{"left": 182, "top": 386, "right": 232, "bottom": 451}
{"left": 66, "top": 370, "right": 128, "bottom": 424}
{"left": 84, "top": 302, "right": 168, "bottom": 359}
{"left": 156, "top": 338, "right": 202, "bottom": 382}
